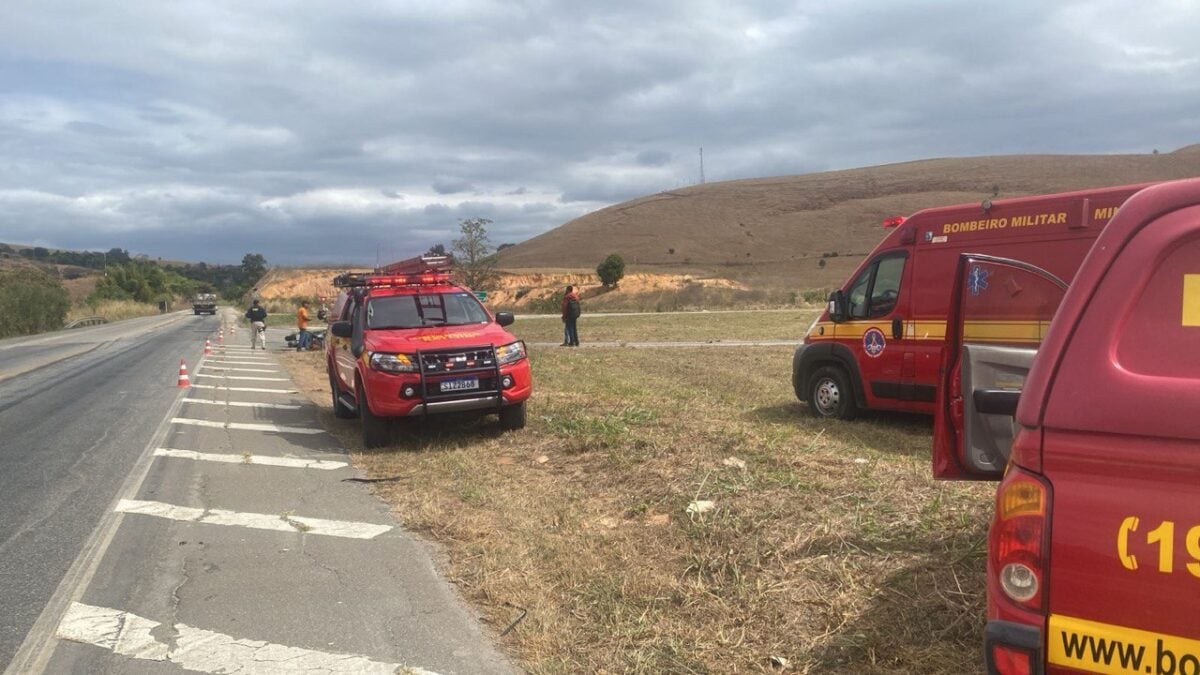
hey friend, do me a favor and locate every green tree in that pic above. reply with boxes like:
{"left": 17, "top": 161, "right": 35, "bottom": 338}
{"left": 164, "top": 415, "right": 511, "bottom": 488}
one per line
{"left": 452, "top": 217, "right": 498, "bottom": 291}
{"left": 240, "top": 253, "right": 267, "bottom": 283}
{"left": 426, "top": 243, "right": 447, "bottom": 256}
{"left": 596, "top": 253, "right": 626, "bottom": 289}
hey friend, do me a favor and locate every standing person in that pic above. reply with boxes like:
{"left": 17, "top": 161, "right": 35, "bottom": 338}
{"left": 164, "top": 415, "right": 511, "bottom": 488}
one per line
{"left": 561, "top": 285, "right": 581, "bottom": 347}
{"left": 296, "top": 300, "right": 311, "bottom": 351}
{"left": 245, "top": 299, "right": 267, "bottom": 350}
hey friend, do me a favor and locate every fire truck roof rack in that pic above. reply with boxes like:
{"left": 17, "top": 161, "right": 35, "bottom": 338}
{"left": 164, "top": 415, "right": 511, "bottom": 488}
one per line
{"left": 333, "top": 254, "right": 456, "bottom": 290}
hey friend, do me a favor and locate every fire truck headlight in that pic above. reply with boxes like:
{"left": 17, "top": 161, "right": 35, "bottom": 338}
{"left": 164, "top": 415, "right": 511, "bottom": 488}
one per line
{"left": 369, "top": 352, "right": 417, "bottom": 373}
{"left": 496, "top": 341, "right": 527, "bottom": 365}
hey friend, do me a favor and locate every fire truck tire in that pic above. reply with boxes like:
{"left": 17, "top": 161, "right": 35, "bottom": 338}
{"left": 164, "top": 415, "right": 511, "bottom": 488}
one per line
{"left": 357, "top": 380, "right": 391, "bottom": 448}
{"left": 807, "top": 365, "right": 858, "bottom": 420}
{"left": 330, "top": 370, "right": 357, "bottom": 419}
{"left": 499, "top": 401, "right": 527, "bottom": 431}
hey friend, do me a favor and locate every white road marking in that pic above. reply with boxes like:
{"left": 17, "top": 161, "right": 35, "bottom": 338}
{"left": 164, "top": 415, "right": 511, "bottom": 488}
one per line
{"left": 154, "top": 448, "right": 347, "bottom": 470}
{"left": 56, "top": 603, "right": 436, "bottom": 674}
{"left": 194, "top": 373, "right": 289, "bottom": 382}
{"left": 204, "top": 360, "right": 274, "bottom": 366}
{"left": 171, "top": 418, "right": 322, "bottom": 434}
{"left": 190, "top": 384, "right": 298, "bottom": 393}
{"left": 199, "top": 366, "right": 279, "bottom": 372}
{"left": 114, "top": 499, "right": 393, "bottom": 539}
{"left": 183, "top": 398, "right": 301, "bottom": 410}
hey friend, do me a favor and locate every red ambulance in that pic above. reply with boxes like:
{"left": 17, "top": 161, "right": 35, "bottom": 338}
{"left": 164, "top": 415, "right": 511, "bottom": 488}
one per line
{"left": 934, "top": 178, "right": 1200, "bottom": 674}
{"left": 325, "top": 255, "right": 532, "bottom": 448}
{"left": 792, "top": 183, "right": 1155, "bottom": 419}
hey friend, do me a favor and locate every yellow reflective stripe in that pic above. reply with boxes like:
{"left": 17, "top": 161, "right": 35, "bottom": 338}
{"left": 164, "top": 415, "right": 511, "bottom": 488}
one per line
{"left": 1184, "top": 274, "right": 1200, "bottom": 326}
{"left": 808, "top": 319, "right": 1049, "bottom": 343}
{"left": 1048, "top": 614, "right": 1200, "bottom": 675}
{"left": 962, "top": 320, "right": 1052, "bottom": 343}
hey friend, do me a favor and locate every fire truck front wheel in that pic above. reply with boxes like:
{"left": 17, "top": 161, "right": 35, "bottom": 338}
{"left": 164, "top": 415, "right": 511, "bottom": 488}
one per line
{"left": 356, "top": 379, "right": 392, "bottom": 448}
{"left": 808, "top": 365, "right": 858, "bottom": 420}
{"left": 499, "top": 401, "right": 527, "bottom": 431}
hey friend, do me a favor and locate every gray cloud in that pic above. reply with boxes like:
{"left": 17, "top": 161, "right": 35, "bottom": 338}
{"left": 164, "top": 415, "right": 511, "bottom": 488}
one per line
{"left": 1, "top": 0, "right": 1198, "bottom": 263}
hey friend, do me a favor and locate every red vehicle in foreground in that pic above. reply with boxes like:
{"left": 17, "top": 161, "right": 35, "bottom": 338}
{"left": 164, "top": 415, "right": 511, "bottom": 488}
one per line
{"left": 326, "top": 255, "right": 532, "bottom": 447}
{"left": 934, "top": 178, "right": 1200, "bottom": 674}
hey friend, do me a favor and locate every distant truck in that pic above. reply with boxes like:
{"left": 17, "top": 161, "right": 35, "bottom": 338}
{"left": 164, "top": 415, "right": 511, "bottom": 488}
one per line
{"left": 934, "top": 178, "right": 1200, "bottom": 673}
{"left": 792, "top": 183, "right": 1157, "bottom": 419}
{"left": 192, "top": 293, "right": 217, "bottom": 315}
{"left": 325, "top": 255, "right": 532, "bottom": 448}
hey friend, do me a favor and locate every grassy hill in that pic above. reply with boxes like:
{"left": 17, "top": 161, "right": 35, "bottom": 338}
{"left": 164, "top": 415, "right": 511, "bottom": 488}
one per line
{"left": 497, "top": 147, "right": 1200, "bottom": 290}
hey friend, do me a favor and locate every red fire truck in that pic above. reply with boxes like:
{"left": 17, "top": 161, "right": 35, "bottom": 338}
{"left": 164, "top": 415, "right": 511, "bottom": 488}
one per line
{"left": 935, "top": 177, "right": 1200, "bottom": 673}
{"left": 792, "top": 183, "right": 1158, "bottom": 419}
{"left": 326, "top": 255, "right": 532, "bottom": 447}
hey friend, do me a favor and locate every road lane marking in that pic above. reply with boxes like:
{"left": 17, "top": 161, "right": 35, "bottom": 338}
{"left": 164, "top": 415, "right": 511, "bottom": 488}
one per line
{"left": 56, "top": 603, "right": 435, "bottom": 674}
{"left": 183, "top": 398, "right": 301, "bottom": 410}
{"left": 154, "top": 448, "right": 347, "bottom": 470}
{"left": 114, "top": 499, "right": 393, "bottom": 539}
{"left": 199, "top": 366, "right": 279, "bottom": 373}
{"left": 194, "top": 374, "right": 289, "bottom": 382}
{"left": 203, "top": 360, "right": 274, "bottom": 366}
{"left": 189, "top": 384, "right": 298, "bottom": 393}
{"left": 171, "top": 418, "right": 322, "bottom": 434}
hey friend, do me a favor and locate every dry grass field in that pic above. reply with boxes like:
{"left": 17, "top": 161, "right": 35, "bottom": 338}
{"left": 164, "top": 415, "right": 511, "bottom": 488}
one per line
{"left": 278, "top": 312, "right": 995, "bottom": 674}
{"left": 498, "top": 147, "right": 1200, "bottom": 290}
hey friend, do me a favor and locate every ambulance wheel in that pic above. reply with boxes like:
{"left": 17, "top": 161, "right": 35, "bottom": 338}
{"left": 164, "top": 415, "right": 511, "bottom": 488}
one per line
{"left": 357, "top": 380, "right": 391, "bottom": 448}
{"left": 499, "top": 401, "right": 527, "bottom": 431}
{"left": 808, "top": 366, "right": 858, "bottom": 420}
{"left": 330, "top": 369, "right": 357, "bottom": 419}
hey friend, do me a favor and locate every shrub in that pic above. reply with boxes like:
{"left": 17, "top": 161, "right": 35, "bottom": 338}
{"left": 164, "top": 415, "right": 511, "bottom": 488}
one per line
{"left": 0, "top": 268, "right": 70, "bottom": 338}
{"left": 596, "top": 253, "right": 626, "bottom": 288}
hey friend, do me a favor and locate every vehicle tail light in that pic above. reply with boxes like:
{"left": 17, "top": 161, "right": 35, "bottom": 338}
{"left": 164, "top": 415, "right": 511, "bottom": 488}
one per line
{"left": 990, "top": 643, "right": 1034, "bottom": 675}
{"left": 991, "top": 466, "right": 1051, "bottom": 611}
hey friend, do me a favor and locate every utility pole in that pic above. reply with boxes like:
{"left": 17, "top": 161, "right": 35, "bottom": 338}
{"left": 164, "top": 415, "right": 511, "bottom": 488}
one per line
{"left": 699, "top": 147, "right": 705, "bottom": 184}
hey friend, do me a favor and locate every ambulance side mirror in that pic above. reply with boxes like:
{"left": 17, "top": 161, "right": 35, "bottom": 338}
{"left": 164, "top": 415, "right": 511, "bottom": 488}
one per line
{"left": 330, "top": 321, "right": 352, "bottom": 338}
{"left": 828, "top": 290, "right": 848, "bottom": 322}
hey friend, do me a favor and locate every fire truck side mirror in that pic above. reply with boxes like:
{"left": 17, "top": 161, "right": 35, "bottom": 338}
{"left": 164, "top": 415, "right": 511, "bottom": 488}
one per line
{"left": 330, "top": 321, "right": 352, "bottom": 338}
{"left": 350, "top": 303, "right": 366, "bottom": 358}
{"left": 828, "top": 290, "right": 848, "bottom": 322}
{"left": 495, "top": 312, "right": 515, "bottom": 327}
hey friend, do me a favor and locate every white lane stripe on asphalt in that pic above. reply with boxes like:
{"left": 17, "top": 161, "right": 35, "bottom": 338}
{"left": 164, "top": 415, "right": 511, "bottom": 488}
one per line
{"left": 56, "top": 603, "right": 436, "bottom": 674}
{"left": 183, "top": 398, "right": 301, "bottom": 410}
{"left": 171, "top": 417, "right": 322, "bottom": 434}
{"left": 114, "top": 499, "right": 393, "bottom": 539}
{"left": 194, "top": 374, "right": 289, "bottom": 382}
{"left": 198, "top": 366, "right": 280, "bottom": 373}
{"left": 190, "top": 384, "right": 298, "bottom": 393}
{"left": 203, "top": 360, "right": 274, "bottom": 366}
{"left": 154, "top": 448, "right": 347, "bottom": 470}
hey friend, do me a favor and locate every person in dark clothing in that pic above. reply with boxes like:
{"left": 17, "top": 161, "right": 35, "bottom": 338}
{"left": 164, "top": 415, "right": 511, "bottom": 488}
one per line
{"left": 245, "top": 299, "right": 268, "bottom": 349}
{"left": 561, "top": 285, "right": 581, "bottom": 347}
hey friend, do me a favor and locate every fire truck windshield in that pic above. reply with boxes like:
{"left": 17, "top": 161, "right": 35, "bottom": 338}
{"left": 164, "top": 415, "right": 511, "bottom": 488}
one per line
{"left": 366, "top": 292, "right": 490, "bottom": 329}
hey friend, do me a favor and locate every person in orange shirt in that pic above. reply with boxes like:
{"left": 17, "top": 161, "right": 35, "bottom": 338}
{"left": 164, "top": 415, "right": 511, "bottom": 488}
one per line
{"left": 296, "top": 300, "right": 311, "bottom": 351}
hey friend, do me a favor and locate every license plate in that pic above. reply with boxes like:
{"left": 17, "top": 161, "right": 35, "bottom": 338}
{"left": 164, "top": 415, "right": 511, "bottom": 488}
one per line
{"left": 439, "top": 377, "right": 479, "bottom": 392}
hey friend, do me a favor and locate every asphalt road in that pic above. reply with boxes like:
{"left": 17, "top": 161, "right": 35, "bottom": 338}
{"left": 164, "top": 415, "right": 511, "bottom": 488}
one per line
{"left": 0, "top": 312, "right": 511, "bottom": 674}
{"left": 0, "top": 312, "right": 203, "bottom": 668}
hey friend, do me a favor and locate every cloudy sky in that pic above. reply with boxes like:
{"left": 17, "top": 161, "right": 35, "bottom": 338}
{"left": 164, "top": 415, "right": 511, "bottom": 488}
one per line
{"left": 1, "top": 1, "right": 1198, "bottom": 264}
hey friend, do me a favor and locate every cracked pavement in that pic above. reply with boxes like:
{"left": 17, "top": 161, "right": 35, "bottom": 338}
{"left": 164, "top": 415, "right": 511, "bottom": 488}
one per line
{"left": 2, "top": 313, "right": 512, "bottom": 674}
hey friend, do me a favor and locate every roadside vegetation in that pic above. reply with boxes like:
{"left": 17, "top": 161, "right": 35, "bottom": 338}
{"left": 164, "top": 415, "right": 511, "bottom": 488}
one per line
{"left": 278, "top": 312, "right": 992, "bottom": 674}
{"left": 512, "top": 309, "right": 820, "bottom": 344}
{"left": 0, "top": 268, "right": 70, "bottom": 338}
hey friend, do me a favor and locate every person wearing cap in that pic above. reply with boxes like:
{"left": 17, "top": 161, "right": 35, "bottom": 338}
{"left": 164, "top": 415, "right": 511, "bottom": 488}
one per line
{"left": 245, "top": 299, "right": 268, "bottom": 349}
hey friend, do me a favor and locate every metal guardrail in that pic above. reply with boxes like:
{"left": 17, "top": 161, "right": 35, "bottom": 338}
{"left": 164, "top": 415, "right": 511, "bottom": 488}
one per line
{"left": 64, "top": 316, "right": 108, "bottom": 329}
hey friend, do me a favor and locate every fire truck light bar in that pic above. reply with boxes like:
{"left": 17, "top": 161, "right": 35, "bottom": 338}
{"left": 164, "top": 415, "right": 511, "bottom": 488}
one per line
{"left": 882, "top": 216, "right": 907, "bottom": 228}
{"left": 332, "top": 270, "right": 452, "bottom": 289}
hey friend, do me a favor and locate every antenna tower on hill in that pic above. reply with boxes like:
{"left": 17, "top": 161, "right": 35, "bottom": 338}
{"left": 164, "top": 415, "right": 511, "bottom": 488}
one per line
{"left": 699, "top": 147, "right": 705, "bottom": 184}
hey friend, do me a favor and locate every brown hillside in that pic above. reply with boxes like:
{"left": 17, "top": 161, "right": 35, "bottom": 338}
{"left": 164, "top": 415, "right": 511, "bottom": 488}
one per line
{"left": 498, "top": 150, "right": 1200, "bottom": 288}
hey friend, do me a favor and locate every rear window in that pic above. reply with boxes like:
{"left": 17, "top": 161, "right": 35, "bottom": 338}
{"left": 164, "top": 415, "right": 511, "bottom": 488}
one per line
{"left": 366, "top": 292, "right": 489, "bottom": 329}
{"left": 1115, "top": 233, "right": 1200, "bottom": 379}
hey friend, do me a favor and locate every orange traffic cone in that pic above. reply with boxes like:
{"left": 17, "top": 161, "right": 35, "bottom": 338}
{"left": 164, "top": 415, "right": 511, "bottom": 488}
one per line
{"left": 204, "top": 339, "right": 212, "bottom": 355}
{"left": 177, "top": 359, "right": 191, "bottom": 387}
{"left": 218, "top": 328, "right": 224, "bottom": 344}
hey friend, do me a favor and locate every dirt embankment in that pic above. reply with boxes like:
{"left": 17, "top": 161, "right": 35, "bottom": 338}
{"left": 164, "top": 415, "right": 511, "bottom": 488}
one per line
{"left": 255, "top": 266, "right": 754, "bottom": 312}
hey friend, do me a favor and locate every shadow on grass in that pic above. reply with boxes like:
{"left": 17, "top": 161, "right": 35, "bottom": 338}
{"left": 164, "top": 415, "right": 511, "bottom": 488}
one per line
{"left": 804, "top": 520, "right": 989, "bottom": 674}
{"left": 748, "top": 401, "right": 932, "bottom": 435}
{"left": 360, "top": 413, "right": 507, "bottom": 454}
